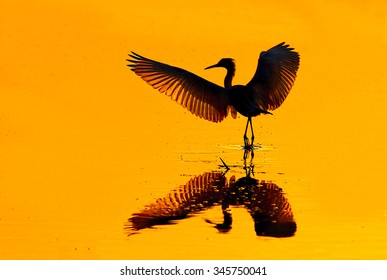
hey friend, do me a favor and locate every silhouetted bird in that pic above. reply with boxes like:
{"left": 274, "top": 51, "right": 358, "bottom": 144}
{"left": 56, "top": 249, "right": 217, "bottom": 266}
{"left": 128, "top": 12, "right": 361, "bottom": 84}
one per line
{"left": 128, "top": 42, "right": 299, "bottom": 148}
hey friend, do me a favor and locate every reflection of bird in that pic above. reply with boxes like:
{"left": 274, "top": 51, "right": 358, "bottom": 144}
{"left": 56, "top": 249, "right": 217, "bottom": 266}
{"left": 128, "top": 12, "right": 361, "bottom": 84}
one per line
{"left": 127, "top": 42, "right": 300, "bottom": 147}
{"left": 126, "top": 172, "right": 296, "bottom": 237}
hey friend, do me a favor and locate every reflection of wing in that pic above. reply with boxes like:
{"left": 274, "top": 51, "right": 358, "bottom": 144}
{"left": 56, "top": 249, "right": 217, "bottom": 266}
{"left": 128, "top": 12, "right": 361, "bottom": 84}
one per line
{"left": 126, "top": 172, "right": 227, "bottom": 233}
{"left": 250, "top": 181, "right": 296, "bottom": 237}
{"left": 231, "top": 177, "right": 296, "bottom": 237}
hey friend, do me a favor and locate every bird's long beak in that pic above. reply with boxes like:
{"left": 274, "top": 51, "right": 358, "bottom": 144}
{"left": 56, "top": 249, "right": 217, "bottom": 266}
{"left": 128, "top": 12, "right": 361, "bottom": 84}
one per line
{"left": 204, "top": 63, "right": 219, "bottom": 70}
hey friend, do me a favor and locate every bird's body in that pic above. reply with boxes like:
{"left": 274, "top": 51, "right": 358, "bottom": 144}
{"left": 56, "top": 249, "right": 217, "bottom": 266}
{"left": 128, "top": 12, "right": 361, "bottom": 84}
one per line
{"left": 127, "top": 42, "right": 300, "bottom": 148}
{"left": 228, "top": 85, "right": 270, "bottom": 117}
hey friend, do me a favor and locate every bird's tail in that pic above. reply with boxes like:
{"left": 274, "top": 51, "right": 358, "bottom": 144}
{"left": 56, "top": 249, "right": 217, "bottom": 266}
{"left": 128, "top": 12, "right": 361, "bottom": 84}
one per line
{"left": 261, "top": 110, "right": 273, "bottom": 115}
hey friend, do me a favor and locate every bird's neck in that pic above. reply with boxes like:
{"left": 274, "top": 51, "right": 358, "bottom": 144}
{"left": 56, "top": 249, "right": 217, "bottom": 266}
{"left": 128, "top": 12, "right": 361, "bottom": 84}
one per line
{"left": 224, "top": 67, "right": 235, "bottom": 88}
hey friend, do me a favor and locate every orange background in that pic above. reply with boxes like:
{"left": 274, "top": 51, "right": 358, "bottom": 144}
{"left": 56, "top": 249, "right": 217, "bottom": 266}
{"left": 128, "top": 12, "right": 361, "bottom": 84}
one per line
{"left": 1, "top": 0, "right": 387, "bottom": 259}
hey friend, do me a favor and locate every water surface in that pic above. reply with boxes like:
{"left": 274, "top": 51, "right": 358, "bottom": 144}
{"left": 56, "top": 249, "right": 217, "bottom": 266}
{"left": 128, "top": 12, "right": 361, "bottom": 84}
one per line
{"left": 1, "top": 0, "right": 387, "bottom": 259}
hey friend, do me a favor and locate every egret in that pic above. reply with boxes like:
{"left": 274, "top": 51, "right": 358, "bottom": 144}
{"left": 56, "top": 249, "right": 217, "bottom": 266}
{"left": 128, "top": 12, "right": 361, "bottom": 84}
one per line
{"left": 127, "top": 42, "right": 300, "bottom": 148}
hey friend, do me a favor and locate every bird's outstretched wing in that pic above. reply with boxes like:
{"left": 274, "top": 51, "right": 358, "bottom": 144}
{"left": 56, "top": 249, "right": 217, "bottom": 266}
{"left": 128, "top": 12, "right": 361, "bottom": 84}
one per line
{"left": 128, "top": 53, "right": 231, "bottom": 123}
{"left": 247, "top": 42, "right": 300, "bottom": 110}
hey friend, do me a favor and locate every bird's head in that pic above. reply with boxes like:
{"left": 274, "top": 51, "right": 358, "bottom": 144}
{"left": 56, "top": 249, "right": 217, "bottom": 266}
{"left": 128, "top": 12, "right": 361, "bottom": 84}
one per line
{"left": 205, "top": 58, "right": 235, "bottom": 71}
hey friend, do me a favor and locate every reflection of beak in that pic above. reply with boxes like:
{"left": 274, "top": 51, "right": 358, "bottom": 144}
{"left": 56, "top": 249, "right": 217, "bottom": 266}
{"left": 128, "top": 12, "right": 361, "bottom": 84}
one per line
{"left": 204, "top": 63, "right": 219, "bottom": 70}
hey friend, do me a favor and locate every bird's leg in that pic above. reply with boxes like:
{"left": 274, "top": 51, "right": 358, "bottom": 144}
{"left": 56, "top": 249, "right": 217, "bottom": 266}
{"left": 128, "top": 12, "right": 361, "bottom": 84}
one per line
{"left": 250, "top": 117, "right": 255, "bottom": 147}
{"left": 243, "top": 118, "right": 250, "bottom": 147}
{"left": 243, "top": 117, "right": 255, "bottom": 149}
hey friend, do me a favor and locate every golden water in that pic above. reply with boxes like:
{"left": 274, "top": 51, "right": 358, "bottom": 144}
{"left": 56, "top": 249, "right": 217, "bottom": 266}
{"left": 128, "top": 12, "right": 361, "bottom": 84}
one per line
{"left": 1, "top": 0, "right": 387, "bottom": 259}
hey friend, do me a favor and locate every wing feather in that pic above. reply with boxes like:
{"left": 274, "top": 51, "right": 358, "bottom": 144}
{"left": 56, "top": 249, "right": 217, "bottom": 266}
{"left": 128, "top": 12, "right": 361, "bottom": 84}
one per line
{"left": 247, "top": 42, "right": 300, "bottom": 110}
{"left": 128, "top": 52, "right": 230, "bottom": 123}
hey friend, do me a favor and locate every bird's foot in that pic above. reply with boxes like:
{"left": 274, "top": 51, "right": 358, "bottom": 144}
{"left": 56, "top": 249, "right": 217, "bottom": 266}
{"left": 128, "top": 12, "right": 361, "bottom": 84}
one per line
{"left": 243, "top": 141, "right": 255, "bottom": 151}
{"left": 243, "top": 137, "right": 251, "bottom": 149}
{"left": 244, "top": 145, "right": 254, "bottom": 151}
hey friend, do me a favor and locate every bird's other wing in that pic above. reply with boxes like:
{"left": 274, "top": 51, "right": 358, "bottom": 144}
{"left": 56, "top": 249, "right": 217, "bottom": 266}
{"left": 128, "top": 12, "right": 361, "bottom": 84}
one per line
{"left": 246, "top": 42, "right": 300, "bottom": 110}
{"left": 128, "top": 52, "right": 230, "bottom": 123}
